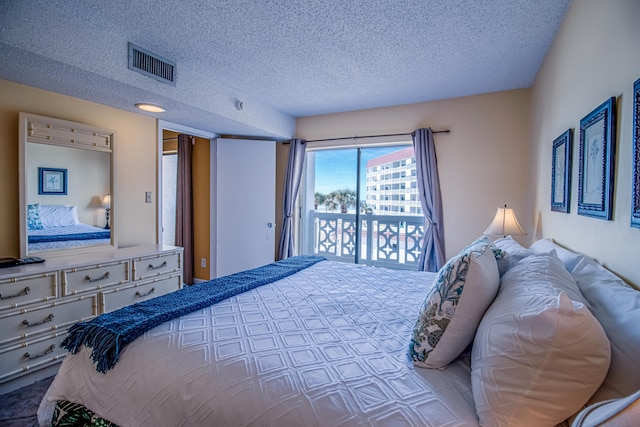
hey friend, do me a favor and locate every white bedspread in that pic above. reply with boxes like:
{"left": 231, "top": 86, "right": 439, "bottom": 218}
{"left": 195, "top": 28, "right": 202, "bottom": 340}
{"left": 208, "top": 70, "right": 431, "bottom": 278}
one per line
{"left": 39, "top": 261, "right": 479, "bottom": 426}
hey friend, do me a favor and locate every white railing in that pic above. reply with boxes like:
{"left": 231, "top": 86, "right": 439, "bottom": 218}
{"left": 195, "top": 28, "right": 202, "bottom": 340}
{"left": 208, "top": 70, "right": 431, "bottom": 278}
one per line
{"left": 312, "top": 211, "right": 425, "bottom": 270}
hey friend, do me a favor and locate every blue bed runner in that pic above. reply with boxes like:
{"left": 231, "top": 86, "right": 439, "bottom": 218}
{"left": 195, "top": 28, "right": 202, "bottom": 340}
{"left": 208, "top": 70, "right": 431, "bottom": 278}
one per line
{"left": 29, "top": 230, "right": 110, "bottom": 243}
{"left": 61, "top": 255, "right": 325, "bottom": 373}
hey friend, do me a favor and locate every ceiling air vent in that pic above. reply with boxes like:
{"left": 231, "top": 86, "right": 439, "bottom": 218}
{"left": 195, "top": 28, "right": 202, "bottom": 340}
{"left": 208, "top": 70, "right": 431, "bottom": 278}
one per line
{"left": 128, "top": 43, "right": 176, "bottom": 86}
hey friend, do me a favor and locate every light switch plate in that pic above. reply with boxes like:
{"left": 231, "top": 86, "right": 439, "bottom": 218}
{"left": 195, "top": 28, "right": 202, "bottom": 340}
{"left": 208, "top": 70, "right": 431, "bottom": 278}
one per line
{"left": 145, "top": 191, "right": 152, "bottom": 203}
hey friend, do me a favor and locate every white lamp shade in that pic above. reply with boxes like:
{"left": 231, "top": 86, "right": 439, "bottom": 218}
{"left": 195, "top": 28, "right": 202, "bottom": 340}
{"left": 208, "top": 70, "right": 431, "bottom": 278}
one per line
{"left": 484, "top": 206, "right": 526, "bottom": 236}
{"left": 102, "top": 194, "right": 111, "bottom": 209}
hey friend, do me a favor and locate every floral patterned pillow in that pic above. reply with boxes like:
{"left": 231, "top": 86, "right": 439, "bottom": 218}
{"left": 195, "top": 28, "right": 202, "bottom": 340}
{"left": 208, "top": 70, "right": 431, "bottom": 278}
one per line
{"left": 410, "top": 235, "right": 500, "bottom": 369}
{"left": 27, "top": 203, "right": 44, "bottom": 230}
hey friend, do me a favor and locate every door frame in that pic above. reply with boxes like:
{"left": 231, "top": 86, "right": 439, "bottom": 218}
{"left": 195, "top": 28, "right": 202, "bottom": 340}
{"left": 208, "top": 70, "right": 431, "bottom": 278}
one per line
{"left": 157, "top": 120, "right": 217, "bottom": 278}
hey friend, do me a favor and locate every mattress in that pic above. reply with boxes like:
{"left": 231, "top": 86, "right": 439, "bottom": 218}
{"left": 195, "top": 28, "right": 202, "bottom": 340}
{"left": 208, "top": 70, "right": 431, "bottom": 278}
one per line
{"left": 39, "top": 260, "right": 479, "bottom": 426}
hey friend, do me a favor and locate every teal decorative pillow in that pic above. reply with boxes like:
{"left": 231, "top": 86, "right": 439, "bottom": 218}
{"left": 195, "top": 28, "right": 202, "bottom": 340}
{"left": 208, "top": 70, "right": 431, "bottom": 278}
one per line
{"left": 410, "top": 235, "right": 500, "bottom": 368}
{"left": 27, "top": 203, "right": 44, "bottom": 230}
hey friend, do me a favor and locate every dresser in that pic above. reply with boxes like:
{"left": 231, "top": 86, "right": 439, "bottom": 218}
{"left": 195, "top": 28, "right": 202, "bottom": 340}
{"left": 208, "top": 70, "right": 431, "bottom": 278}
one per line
{"left": 0, "top": 244, "right": 183, "bottom": 394}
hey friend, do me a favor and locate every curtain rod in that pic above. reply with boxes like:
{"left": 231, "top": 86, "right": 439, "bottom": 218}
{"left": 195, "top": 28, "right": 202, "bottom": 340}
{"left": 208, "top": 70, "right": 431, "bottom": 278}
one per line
{"left": 289, "top": 129, "right": 450, "bottom": 144}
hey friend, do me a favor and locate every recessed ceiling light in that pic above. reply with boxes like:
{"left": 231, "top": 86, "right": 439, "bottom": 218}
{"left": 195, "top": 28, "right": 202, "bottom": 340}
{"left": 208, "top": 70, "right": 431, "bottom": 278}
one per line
{"left": 135, "top": 103, "right": 166, "bottom": 113}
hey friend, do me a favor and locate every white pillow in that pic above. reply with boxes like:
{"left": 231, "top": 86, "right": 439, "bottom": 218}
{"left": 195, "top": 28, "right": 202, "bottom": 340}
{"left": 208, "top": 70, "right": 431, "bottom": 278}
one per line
{"left": 472, "top": 253, "right": 611, "bottom": 427}
{"left": 490, "top": 246, "right": 511, "bottom": 277}
{"left": 492, "top": 235, "right": 533, "bottom": 269}
{"left": 410, "top": 235, "right": 499, "bottom": 369}
{"left": 40, "top": 205, "right": 80, "bottom": 227}
{"left": 572, "top": 390, "right": 640, "bottom": 427}
{"left": 529, "top": 238, "right": 585, "bottom": 272}
{"left": 571, "top": 257, "right": 640, "bottom": 404}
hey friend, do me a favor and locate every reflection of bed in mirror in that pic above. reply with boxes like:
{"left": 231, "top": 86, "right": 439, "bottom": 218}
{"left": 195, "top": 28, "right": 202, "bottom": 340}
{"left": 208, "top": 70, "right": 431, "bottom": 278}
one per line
{"left": 27, "top": 204, "right": 110, "bottom": 251}
{"left": 19, "top": 112, "right": 115, "bottom": 257}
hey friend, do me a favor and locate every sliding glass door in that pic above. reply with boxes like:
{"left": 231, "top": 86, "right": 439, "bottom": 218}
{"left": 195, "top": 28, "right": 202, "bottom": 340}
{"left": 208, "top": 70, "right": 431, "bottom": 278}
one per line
{"left": 300, "top": 143, "right": 425, "bottom": 270}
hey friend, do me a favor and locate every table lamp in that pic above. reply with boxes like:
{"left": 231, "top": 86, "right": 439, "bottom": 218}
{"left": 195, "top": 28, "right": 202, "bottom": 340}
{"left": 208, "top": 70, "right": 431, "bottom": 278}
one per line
{"left": 484, "top": 204, "right": 525, "bottom": 237}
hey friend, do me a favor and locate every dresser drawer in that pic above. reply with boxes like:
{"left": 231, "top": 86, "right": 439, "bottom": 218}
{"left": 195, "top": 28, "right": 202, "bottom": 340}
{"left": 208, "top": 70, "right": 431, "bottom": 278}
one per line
{"left": 0, "top": 272, "right": 58, "bottom": 310}
{"left": 61, "top": 260, "right": 130, "bottom": 295}
{"left": 100, "top": 273, "right": 183, "bottom": 314}
{"left": 133, "top": 251, "right": 182, "bottom": 281}
{"left": 0, "top": 332, "right": 68, "bottom": 384}
{"left": 0, "top": 295, "right": 97, "bottom": 346}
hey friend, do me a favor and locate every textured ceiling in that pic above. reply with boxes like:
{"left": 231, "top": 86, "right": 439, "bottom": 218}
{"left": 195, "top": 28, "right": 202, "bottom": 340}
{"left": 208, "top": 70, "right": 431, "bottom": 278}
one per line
{"left": 0, "top": 0, "right": 570, "bottom": 139}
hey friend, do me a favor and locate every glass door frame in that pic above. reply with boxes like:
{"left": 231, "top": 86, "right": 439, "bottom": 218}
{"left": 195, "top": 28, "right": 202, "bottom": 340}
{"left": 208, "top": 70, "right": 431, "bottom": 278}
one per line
{"left": 297, "top": 137, "right": 417, "bottom": 267}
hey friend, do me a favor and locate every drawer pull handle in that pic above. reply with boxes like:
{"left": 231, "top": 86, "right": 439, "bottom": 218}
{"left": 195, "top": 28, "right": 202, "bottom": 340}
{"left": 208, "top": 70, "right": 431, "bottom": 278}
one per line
{"left": 148, "top": 261, "right": 167, "bottom": 270}
{"left": 0, "top": 286, "right": 30, "bottom": 300}
{"left": 25, "top": 344, "right": 55, "bottom": 360}
{"left": 135, "top": 287, "right": 156, "bottom": 298}
{"left": 85, "top": 272, "right": 110, "bottom": 282}
{"left": 23, "top": 313, "right": 54, "bottom": 327}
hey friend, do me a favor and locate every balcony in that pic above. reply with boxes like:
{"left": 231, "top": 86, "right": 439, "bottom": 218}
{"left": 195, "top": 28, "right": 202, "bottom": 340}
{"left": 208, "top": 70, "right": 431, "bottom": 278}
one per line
{"left": 311, "top": 211, "right": 425, "bottom": 270}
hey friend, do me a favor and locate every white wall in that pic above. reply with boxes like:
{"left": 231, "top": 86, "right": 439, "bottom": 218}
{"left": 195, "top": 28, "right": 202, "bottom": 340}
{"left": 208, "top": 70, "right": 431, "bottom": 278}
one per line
{"left": 530, "top": 0, "right": 640, "bottom": 286}
{"left": 294, "top": 89, "right": 531, "bottom": 259}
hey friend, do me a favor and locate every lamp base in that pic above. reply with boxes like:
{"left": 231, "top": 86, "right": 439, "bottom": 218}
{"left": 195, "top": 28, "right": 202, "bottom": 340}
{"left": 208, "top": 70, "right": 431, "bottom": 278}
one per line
{"left": 104, "top": 209, "right": 110, "bottom": 230}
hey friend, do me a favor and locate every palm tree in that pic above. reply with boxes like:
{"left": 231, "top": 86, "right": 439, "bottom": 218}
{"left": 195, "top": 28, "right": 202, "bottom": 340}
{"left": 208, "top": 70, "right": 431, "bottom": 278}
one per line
{"left": 314, "top": 192, "right": 325, "bottom": 210}
{"left": 332, "top": 189, "right": 356, "bottom": 213}
{"left": 359, "top": 201, "right": 372, "bottom": 214}
{"left": 325, "top": 191, "right": 339, "bottom": 212}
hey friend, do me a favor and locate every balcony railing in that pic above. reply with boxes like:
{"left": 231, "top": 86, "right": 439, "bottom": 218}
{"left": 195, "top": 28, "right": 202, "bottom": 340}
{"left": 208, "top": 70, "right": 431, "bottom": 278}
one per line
{"left": 312, "top": 211, "right": 425, "bottom": 270}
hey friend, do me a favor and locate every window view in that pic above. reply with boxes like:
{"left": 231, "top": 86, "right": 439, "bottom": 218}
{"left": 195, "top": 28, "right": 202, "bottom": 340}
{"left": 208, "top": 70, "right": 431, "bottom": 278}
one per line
{"left": 162, "top": 153, "right": 177, "bottom": 246}
{"left": 300, "top": 144, "right": 425, "bottom": 270}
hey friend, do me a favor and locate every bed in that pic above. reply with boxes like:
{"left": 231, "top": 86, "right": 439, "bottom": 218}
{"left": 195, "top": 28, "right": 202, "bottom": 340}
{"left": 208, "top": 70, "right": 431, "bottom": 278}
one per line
{"left": 37, "top": 236, "right": 640, "bottom": 427}
{"left": 27, "top": 204, "right": 110, "bottom": 251}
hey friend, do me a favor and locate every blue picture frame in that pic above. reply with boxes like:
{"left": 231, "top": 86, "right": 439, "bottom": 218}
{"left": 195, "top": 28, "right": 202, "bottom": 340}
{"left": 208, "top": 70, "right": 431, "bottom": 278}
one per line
{"left": 551, "top": 129, "right": 573, "bottom": 213}
{"left": 577, "top": 97, "right": 616, "bottom": 220}
{"left": 38, "top": 167, "right": 68, "bottom": 195}
{"left": 632, "top": 78, "right": 640, "bottom": 228}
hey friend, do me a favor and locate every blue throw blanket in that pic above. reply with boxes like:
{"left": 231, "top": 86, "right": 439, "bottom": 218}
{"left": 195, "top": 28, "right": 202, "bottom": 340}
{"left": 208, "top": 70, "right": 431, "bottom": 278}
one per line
{"left": 62, "top": 255, "right": 325, "bottom": 373}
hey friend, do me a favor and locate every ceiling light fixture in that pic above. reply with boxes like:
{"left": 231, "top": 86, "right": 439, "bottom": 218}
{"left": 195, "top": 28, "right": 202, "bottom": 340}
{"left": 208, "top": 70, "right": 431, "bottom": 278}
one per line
{"left": 135, "top": 103, "right": 166, "bottom": 113}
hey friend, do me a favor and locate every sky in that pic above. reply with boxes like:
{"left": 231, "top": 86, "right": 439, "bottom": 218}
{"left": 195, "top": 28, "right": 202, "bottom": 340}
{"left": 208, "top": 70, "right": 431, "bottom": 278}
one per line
{"left": 314, "top": 145, "right": 410, "bottom": 195}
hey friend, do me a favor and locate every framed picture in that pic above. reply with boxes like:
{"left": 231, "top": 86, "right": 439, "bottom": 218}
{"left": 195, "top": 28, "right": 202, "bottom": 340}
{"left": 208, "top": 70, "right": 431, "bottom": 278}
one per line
{"left": 577, "top": 97, "right": 617, "bottom": 220}
{"left": 551, "top": 129, "right": 573, "bottom": 213}
{"left": 632, "top": 78, "right": 640, "bottom": 228}
{"left": 38, "top": 167, "right": 68, "bottom": 195}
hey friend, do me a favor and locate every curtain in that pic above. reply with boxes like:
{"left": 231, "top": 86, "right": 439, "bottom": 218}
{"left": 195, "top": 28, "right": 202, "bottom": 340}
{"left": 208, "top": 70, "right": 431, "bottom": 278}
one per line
{"left": 412, "top": 128, "right": 446, "bottom": 272}
{"left": 176, "top": 134, "right": 194, "bottom": 284}
{"left": 277, "top": 138, "right": 306, "bottom": 260}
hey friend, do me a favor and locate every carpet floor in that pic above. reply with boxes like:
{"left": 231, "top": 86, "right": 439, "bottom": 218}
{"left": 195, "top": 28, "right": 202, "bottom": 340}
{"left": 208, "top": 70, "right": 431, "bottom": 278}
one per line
{"left": 0, "top": 376, "right": 54, "bottom": 427}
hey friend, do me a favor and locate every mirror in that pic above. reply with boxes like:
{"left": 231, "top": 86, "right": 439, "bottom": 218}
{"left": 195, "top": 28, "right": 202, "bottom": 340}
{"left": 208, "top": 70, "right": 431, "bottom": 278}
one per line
{"left": 19, "top": 112, "right": 116, "bottom": 258}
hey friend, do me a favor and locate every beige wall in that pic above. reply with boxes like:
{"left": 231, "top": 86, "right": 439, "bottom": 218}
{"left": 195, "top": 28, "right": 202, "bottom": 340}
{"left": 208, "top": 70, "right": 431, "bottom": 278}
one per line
{"left": 293, "top": 89, "right": 531, "bottom": 259}
{"left": 192, "top": 136, "right": 211, "bottom": 280}
{"left": 530, "top": 0, "right": 640, "bottom": 287}
{"left": 0, "top": 80, "right": 158, "bottom": 257}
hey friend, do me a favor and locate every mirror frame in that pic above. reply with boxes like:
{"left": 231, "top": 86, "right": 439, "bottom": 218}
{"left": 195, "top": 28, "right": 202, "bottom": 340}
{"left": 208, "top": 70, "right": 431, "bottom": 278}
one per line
{"left": 18, "top": 112, "right": 117, "bottom": 258}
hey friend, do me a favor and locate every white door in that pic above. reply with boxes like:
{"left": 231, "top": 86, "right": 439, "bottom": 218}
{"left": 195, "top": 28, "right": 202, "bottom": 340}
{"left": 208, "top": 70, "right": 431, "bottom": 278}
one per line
{"left": 215, "top": 138, "right": 276, "bottom": 277}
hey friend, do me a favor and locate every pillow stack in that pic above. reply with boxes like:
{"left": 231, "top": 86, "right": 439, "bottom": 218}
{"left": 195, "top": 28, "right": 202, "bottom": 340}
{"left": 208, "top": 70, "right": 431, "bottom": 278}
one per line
{"left": 409, "top": 235, "right": 500, "bottom": 369}
{"left": 492, "top": 235, "right": 534, "bottom": 274}
{"left": 570, "top": 257, "right": 640, "bottom": 404}
{"left": 471, "top": 252, "right": 611, "bottom": 426}
{"left": 39, "top": 205, "right": 80, "bottom": 227}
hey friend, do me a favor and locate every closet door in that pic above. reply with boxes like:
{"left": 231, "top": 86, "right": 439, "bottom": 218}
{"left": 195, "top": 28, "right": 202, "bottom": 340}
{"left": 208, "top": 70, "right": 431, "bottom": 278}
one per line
{"left": 215, "top": 138, "right": 275, "bottom": 277}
